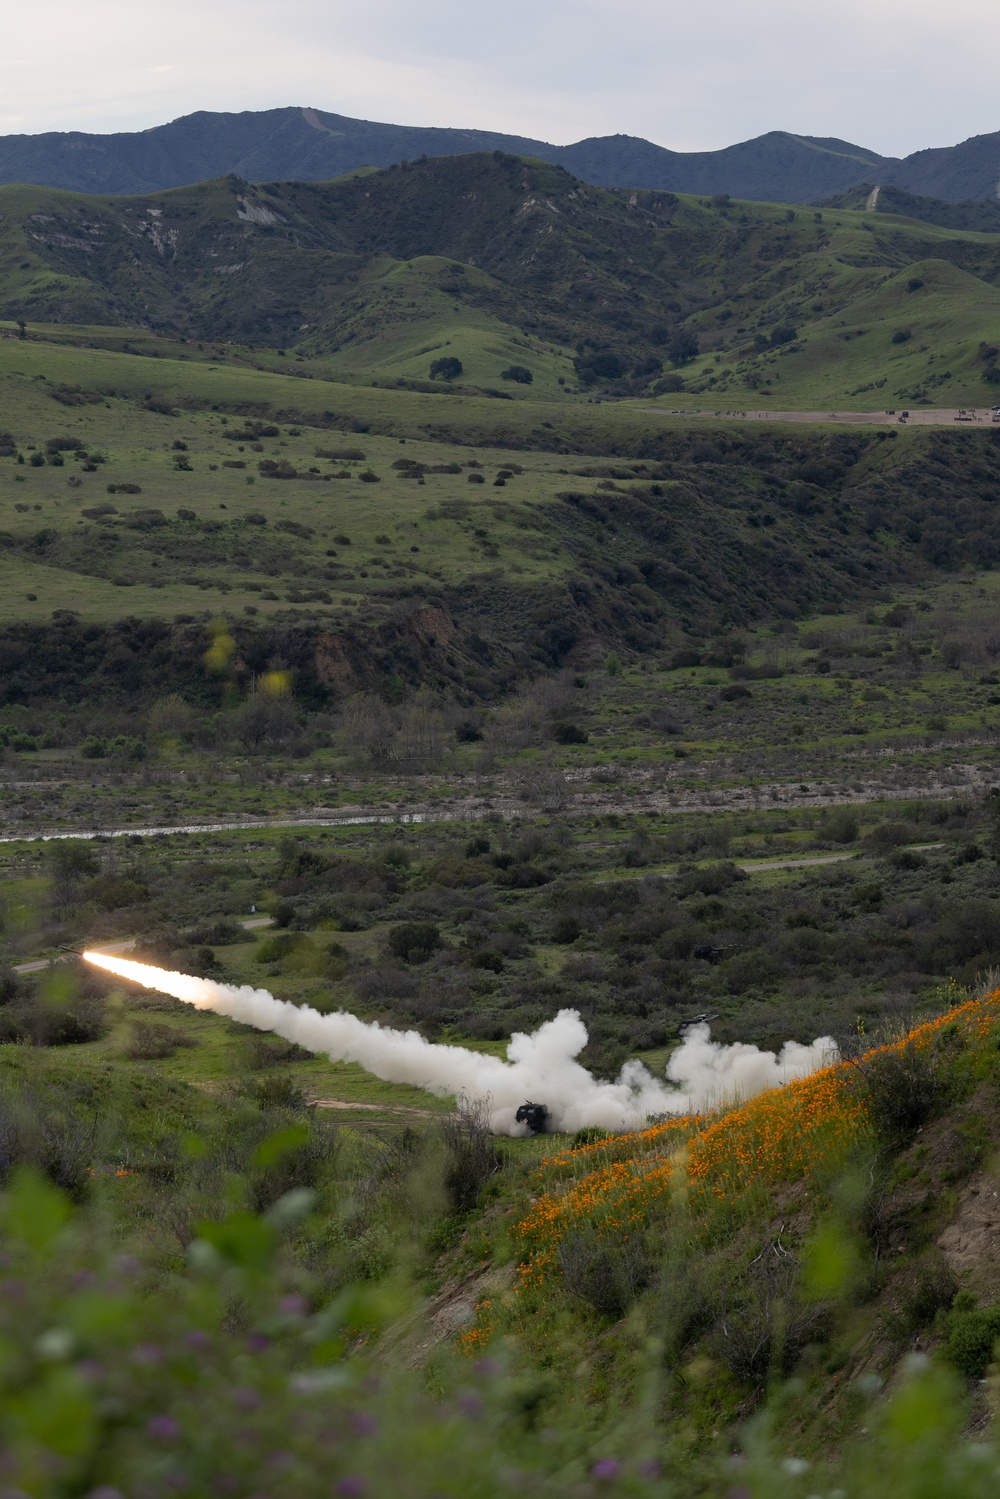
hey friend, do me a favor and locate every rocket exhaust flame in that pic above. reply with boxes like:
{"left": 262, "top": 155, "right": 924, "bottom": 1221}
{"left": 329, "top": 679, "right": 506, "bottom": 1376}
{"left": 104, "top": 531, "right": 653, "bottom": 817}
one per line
{"left": 83, "top": 951, "right": 838, "bottom": 1135}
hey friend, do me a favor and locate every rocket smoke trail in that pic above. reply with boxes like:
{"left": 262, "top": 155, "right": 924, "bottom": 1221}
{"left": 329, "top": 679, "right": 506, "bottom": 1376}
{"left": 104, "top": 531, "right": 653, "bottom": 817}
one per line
{"left": 83, "top": 952, "right": 837, "bottom": 1134}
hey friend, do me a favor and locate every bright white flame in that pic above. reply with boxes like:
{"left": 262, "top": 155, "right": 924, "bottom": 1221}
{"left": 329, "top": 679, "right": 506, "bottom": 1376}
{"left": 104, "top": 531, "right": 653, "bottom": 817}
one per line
{"left": 83, "top": 952, "right": 837, "bottom": 1135}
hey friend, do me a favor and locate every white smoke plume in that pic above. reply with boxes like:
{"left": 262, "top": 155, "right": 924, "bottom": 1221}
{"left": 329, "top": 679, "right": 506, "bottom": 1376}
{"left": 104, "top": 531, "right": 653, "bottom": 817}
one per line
{"left": 83, "top": 953, "right": 837, "bottom": 1135}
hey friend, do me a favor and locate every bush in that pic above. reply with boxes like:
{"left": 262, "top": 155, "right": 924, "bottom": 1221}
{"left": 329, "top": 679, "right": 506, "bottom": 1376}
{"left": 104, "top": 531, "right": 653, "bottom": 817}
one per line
{"left": 387, "top": 922, "right": 442, "bottom": 964}
{"left": 573, "top": 351, "right": 624, "bottom": 385}
{"left": 0, "top": 990, "right": 106, "bottom": 1048}
{"left": 429, "top": 357, "right": 463, "bottom": 381}
{"left": 254, "top": 932, "right": 302, "bottom": 963}
{"left": 559, "top": 1227, "right": 651, "bottom": 1319}
{"left": 769, "top": 324, "right": 798, "bottom": 347}
{"left": 820, "top": 808, "right": 859, "bottom": 844}
{"left": 552, "top": 722, "right": 589, "bottom": 745}
{"left": 852, "top": 1039, "right": 955, "bottom": 1144}
{"left": 945, "top": 1298, "right": 1000, "bottom": 1376}
{"left": 500, "top": 365, "right": 533, "bottom": 384}
{"left": 442, "top": 1096, "right": 499, "bottom": 1213}
{"left": 122, "top": 1021, "right": 196, "bottom": 1060}
{"left": 892, "top": 329, "right": 912, "bottom": 344}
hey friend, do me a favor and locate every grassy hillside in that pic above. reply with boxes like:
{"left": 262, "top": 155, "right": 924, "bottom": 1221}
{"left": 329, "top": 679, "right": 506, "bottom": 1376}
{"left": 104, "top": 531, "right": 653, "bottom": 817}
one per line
{"left": 3, "top": 918, "right": 1000, "bottom": 1493}
{"left": 3, "top": 154, "right": 1000, "bottom": 408}
{"left": 4, "top": 325, "right": 1000, "bottom": 745}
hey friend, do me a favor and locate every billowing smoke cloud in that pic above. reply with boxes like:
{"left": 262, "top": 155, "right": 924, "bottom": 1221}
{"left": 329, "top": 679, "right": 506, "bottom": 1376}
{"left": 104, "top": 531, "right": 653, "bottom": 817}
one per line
{"left": 83, "top": 953, "right": 837, "bottom": 1134}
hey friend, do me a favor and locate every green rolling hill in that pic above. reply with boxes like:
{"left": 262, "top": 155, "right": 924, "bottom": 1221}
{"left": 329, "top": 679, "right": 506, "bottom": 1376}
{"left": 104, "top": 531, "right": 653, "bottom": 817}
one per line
{"left": 2, "top": 152, "right": 1000, "bottom": 410}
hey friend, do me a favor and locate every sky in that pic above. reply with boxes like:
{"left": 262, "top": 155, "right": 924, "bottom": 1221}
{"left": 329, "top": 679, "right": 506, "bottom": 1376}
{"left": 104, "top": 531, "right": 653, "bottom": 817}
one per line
{"left": 3, "top": 0, "right": 999, "bottom": 157}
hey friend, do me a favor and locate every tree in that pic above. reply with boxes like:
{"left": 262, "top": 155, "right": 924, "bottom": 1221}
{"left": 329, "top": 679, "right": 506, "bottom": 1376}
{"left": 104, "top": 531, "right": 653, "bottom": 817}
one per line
{"left": 668, "top": 330, "right": 699, "bottom": 366}
{"left": 429, "top": 357, "right": 463, "bottom": 381}
{"left": 341, "top": 693, "right": 397, "bottom": 768}
{"left": 15, "top": 320, "right": 26, "bottom": 341}
{"left": 572, "top": 351, "right": 623, "bottom": 385}
{"left": 500, "top": 364, "right": 533, "bottom": 384}
{"left": 47, "top": 841, "right": 99, "bottom": 913}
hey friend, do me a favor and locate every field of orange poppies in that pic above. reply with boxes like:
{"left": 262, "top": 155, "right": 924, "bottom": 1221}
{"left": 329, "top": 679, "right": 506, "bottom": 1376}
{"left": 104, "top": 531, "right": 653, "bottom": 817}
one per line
{"left": 506, "top": 990, "right": 1000, "bottom": 1300}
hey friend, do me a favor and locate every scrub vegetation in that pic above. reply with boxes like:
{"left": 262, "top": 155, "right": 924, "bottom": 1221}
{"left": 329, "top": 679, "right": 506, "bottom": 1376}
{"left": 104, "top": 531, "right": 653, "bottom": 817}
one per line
{"left": 3, "top": 148, "right": 1000, "bottom": 1494}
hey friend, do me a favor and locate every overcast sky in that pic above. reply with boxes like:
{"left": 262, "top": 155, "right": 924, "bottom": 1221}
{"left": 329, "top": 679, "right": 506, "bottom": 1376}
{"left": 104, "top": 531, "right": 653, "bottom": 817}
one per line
{"left": 3, "top": 0, "right": 998, "bottom": 157}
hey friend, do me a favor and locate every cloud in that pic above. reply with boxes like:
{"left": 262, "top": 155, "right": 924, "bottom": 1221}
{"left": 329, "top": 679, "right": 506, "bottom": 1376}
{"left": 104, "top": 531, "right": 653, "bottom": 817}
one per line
{"left": 3, "top": 0, "right": 999, "bottom": 157}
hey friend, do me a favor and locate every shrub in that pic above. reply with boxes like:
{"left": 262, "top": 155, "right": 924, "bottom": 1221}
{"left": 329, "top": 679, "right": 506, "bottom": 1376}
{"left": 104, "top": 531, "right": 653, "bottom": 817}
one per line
{"left": 254, "top": 932, "right": 302, "bottom": 963}
{"left": 573, "top": 351, "right": 624, "bottom": 385}
{"left": 769, "top": 324, "right": 798, "bottom": 347}
{"left": 85, "top": 875, "right": 150, "bottom": 910}
{"left": 0, "top": 990, "right": 106, "bottom": 1048}
{"left": 358, "top": 470, "right": 381, "bottom": 483}
{"left": 442, "top": 1096, "right": 500, "bottom": 1212}
{"left": 122, "top": 1021, "right": 196, "bottom": 1060}
{"left": 945, "top": 1299, "right": 1000, "bottom": 1376}
{"left": 892, "top": 329, "right": 912, "bottom": 344}
{"left": 500, "top": 365, "right": 533, "bottom": 384}
{"left": 552, "top": 916, "right": 581, "bottom": 944}
{"left": 820, "top": 808, "right": 859, "bottom": 844}
{"left": 386, "top": 922, "right": 442, "bottom": 964}
{"left": 429, "top": 357, "right": 463, "bottom": 381}
{"left": 559, "top": 1227, "right": 651, "bottom": 1319}
{"left": 851, "top": 1038, "right": 954, "bottom": 1144}
{"left": 552, "top": 722, "right": 589, "bottom": 745}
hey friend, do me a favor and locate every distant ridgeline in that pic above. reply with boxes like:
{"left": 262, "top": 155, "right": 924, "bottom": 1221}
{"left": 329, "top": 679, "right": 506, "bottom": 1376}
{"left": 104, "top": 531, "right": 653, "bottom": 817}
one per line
{"left": 2, "top": 106, "right": 1000, "bottom": 202}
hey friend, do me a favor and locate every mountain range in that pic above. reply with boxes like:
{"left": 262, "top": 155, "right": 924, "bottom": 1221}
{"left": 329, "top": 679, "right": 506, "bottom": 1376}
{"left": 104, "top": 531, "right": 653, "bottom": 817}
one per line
{"left": 1, "top": 106, "right": 1000, "bottom": 204}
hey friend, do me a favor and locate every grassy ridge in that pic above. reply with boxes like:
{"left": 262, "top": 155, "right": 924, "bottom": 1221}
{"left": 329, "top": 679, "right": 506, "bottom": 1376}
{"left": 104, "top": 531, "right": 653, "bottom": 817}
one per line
{"left": 3, "top": 153, "right": 1000, "bottom": 408}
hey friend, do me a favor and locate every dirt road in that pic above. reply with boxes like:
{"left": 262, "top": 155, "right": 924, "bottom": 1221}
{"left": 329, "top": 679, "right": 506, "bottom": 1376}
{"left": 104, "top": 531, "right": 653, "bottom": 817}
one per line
{"left": 641, "top": 406, "right": 1000, "bottom": 427}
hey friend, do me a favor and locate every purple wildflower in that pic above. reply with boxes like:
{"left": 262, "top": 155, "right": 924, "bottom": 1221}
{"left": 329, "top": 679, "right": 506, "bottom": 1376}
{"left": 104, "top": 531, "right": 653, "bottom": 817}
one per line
{"left": 185, "top": 1330, "right": 212, "bottom": 1351}
{"left": 350, "top": 1411, "right": 377, "bottom": 1439}
{"left": 335, "top": 1480, "right": 367, "bottom": 1498}
{"left": 279, "top": 1293, "right": 308, "bottom": 1316}
{"left": 233, "top": 1388, "right": 261, "bottom": 1411}
{"left": 133, "top": 1343, "right": 164, "bottom": 1366}
{"left": 591, "top": 1458, "right": 622, "bottom": 1481}
{"left": 146, "top": 1414, "right": 181, "bottom": 1441}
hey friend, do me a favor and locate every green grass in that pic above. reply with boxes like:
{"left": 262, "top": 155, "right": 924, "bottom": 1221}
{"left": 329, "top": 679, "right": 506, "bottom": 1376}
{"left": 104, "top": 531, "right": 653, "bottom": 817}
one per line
{"left": 5, "top": 156, "right": 1000, "bottom": 414}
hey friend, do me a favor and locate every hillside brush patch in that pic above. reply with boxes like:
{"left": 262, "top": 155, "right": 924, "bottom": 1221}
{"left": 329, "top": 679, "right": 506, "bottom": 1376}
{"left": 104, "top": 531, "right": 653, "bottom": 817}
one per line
{"left": 505, "top": 991, "right": 1000, "bottom": 1301}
